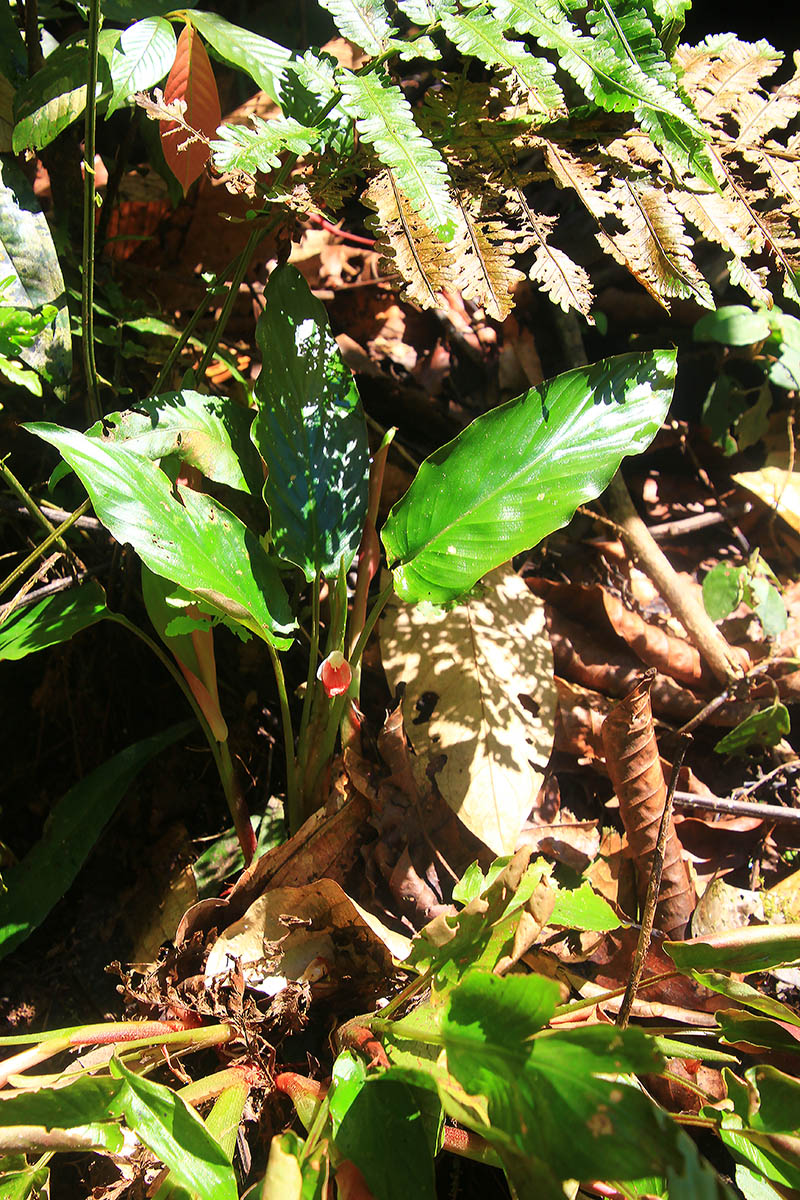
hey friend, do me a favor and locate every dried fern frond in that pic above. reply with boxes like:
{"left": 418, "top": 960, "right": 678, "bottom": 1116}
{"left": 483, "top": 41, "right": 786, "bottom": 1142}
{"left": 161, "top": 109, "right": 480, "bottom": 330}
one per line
{"left": 364, "top": 169, "right": 455, "bottom": 309}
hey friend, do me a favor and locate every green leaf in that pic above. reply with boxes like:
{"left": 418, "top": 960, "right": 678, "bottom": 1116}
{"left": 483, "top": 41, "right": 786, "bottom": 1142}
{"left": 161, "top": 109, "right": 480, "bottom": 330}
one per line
{"left": 749, "top": 1066, "right": 800, "bottom": 1134}
{"left": 713, "top": 702, "right": 791, "bottom": 755}
{"left": 252, "top": 266, "right": 369, "bottom": 581}
{"left": 329, "top": 1051, "right": 368, "bottom": 1137}
{"left": 108, "top": 1056, "right": 237, "bottom": 1200}
{"left": 318, "top": 0, "right": 396, "bottom": 56}
{"left": 24, "top": 423, "right": 295, "bottom": 647}
{"left": 748, "top": 577, "right": 787, "bottom": 639}
{"left": 107, "top": 16, "right": 177, "bottom": 117}
{"left": 665, "top": 924, "right": 800, "bottom": 974}
{"left": 337, "top": 69, "right": 458, "bottom": 241}
{"left": 382, "top": 350, "right": 675, "bottom": 604}
{"left": 0, "top": 722, "right": 193, "bottom": 960}
{"left": 694, "top": 306, "right": 772, "bottom": 346}
{"left": 716, "top": 1012, "right": 800, "bottom": 1056}
{"left": 0, "top": 582, "right": 108, "bottom": 661}
{"left": 0, "top": 1075, "right": 122, "bottom": 1128}
{"left": 51, "top": 391, "right": 264, "bottom": 495}
{"left": 0, "top": 157, "right": 71, "bottom": 393}
{"left": 549, "top": 881, "right": 622, "bottom": 931}
{"left": 440, "top": 969, "right": 673, "bottom": 1183}
{"left": 703, "top": 562, "right": 744, "bottom": 622}
{"left": 211, "top": 115, "right": 321, "bottom": 175}
{"left": 0, "top": 1164, "right": 50, "bottom": 1200}
{"left": 12, "top": 37, "right": 113, "bottom": 152}
{"left": 439, "top": 8, "right": 564, "bottom": 117}
{"left": 181, "top": 11, "right": 291, "bottom": 102}
{"left": 333, "top": 1078, "right": 438, "bottom": 1200}
{"left": 692, "top": 973, "right": 800, "bottom": 1025}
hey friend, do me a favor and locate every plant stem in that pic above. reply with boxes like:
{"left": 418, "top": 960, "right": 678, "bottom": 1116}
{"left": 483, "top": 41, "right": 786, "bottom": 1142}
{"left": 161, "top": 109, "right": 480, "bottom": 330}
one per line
{"left": 81, "top": 0, "right": 102, "bottom": 423}
{"left": 217, "top": 738, "right": 256, "bottom": 865}
{"left": 297, "top": 574, "right": 321, "bottom": 762}
{"left": 22, "top": 0, "right": 43, "bottom": 75}
{"left": 0, "top": 457, "right": 84, "bottom": 569}
{"left": 266, "top": 641, "right": 299, "bottom": 833}
{"left": 0, "top": 499, "right": 91, "bottom": 598}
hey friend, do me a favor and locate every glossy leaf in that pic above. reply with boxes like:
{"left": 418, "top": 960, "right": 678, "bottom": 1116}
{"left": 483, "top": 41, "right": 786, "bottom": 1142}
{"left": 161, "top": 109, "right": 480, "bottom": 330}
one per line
{"left": 107, "top": 16, "right": 177, "bottom": 117}
{"left": 694, "top": 306, "right": 772, "bottom": 346}
{"left": 182, "top": 10, "right": 291, "bottom": 102}
{"left": 25, "top": 423, "right": 295, "bottom": 646}
{"left": 0, "top": 157, "right": 71, "bottom": 392}
{"left": 160, "top": 23, "right": 221, "bottom": 195}
{"left": 665, "top": 924, "right": 800, "bottom": 974}
{"left": 440, "top": 969, "right": 674, "bottom": 1183}
{"left": 0, "top": 1075, "right": 122, "bottom": 1127}
{"left": 0, "top": 723, "right": 193, "bottom": 960}
{"left": 549, "top": 881, "right": 622, "bottom": 932}
{"left": 333, "top": 1078, "right": 437, "bottom": 1200}
{"left": 253, "top": 266, "right": 369, "bottom": 581}
{"left": 382, "top": 350, "right": 675, "bottom": 604}
{"left": 51, "top": 391, "right": 263, "bottom": 495}
{"left": 12, "top": 37, "right": 113, "bottom": 151}
{"left": 0, "top": 582, "right": 108, "bottom": 661}
{"left": 108, "top": 1057, "right": 237, "bottom": 1200}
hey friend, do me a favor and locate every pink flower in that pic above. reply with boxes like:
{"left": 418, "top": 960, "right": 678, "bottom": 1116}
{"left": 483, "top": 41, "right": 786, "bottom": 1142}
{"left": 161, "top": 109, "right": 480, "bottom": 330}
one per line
{"left": 317, "top": 651, "right": 352, "bottom": 698}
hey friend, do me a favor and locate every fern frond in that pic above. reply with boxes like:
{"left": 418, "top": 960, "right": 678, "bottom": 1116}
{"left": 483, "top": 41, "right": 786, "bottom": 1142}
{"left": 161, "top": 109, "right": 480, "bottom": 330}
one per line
{"left": 363, "top": 169, "right": 452, "bottom": 307}
{"left": 338, "top": 68, "right": 458, "bottom": 240}
{"left": 518, "top": 199, "right": 594, "bottom": 316}
{"left": 670, "top": 186, "right": 771, "bottom": 305}
{"left": 677, "top": 35, "right": 783, "bottom": 131}
{"left": 761, "top": 137, "right": 800, "bottom": 220}
{"left": 211, "top": 115, "right": 320, "bottom": 173}
{"left": 540, "top": 138, "right": 614, "bottom": 220}
{"left": 598, "top": 178, "right": 714, "bottom": 309}
{"left": 440, "top": 8, "right": 565, "bottom": 119}
{"left": 317, "top": 0, "right": 396, "bottom": 55}
{"left": 647, "top": 0, "right": 690, "bottom": 55}
{"left": 395, "top": 0, "right": 454, "bottom": 20}
{"left": 732, "top": 57, "right": 800, "bottom": 148}
{"left": 449, "top": 182, "right": 530, "bottom": 318}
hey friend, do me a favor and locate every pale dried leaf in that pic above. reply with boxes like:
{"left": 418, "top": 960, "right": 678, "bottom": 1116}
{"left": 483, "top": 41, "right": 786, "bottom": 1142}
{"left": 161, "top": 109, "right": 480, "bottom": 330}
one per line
{"left": 677, "top": 35, "right": 783, "bottom": 131}
{"left": 380, "top": 564, "right": 557, "bottom": 856}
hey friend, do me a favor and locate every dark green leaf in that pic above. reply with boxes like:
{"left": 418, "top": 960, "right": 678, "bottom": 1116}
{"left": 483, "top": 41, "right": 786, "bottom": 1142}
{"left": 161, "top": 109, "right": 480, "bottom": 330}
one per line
{"left": 694, "top": 306, "right": 771, "bottom": 346}
{"left": 0, "top": 1164, "right": 50, "bottom": 1200}
{"left": 382, "top": 351, "right": 675, "bottom": 604}
{"left": 441, "top": 969, "right": 671, "bottom": 1182}
{"left": 692, "top": 973, "right": 800, "bottom": 1025}
{"left": 0, "top": 722, "right": 193, "bottom": 959}
{"left": 0, "top": 582, "right": 108, "bottom": 661}
{"left": 749, "top": 1066, "right": 800, "bottom": 1134}
{"left": 713, "top": 702, "right": 791, "bottom": 755}
{"left": 25, "top": 423, "right": 295, "bottom": 647}
{"left": 334, "top": 1078, "right": 437, "bottom": 1200}
{"left": 108, "top": 1057, "right": 237, "bottom": 1200}
{"left": 182, "top": 11, "right": 291, "bottom": 102}
{"left": 665, "top": 924, "right": 800, "bottom": 974}
{"left": 0, "top": 157, "right": 71, "bottom": 392}
{"left": 717, "top": 1011, "right": 800, "bottom": 1056}
{"left": 253, "top": 266, "right": 369, "bottom": 581}
{"left": 51, "top": 391, "right": 264, "bottom": 495}
{"left": 703, "top": 562, "right": 744, "bottom": 622}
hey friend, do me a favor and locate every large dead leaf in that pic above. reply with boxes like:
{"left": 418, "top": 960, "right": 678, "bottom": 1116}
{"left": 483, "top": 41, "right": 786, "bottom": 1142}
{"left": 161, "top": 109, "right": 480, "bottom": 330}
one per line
{"left": 380, "top": 563, "right": 557, "bottom": 855}
{"left": 601, "top": 674, "right": 695, "bottom": 940}
{"left": 734, "top": 462, "right": 800, "bottom": 536}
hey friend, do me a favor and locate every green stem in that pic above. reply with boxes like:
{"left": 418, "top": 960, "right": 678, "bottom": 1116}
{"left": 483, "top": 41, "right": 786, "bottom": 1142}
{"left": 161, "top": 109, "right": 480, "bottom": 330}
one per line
{"left": 266, "top": 641, "right": 299, "bottom": 833}
{"left": 0, "top": 499, "right": 91, "bottom": 598}
{"left": 217, "top": 737, "right": 256, "bottom": 865}
{"left": 0, "top": 457, "right": 83, "bottom": 566}
{"left": 81, "top": 0, "right": 102, "bottom": 423}
{"left": 195, "top": 227, "right": 262, "bottom": 379}
{"left": 297, "top": 574, "right": 321, "bottom": 763}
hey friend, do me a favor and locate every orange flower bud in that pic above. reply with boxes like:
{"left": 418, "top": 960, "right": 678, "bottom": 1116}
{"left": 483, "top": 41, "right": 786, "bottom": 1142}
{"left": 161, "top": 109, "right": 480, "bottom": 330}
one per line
{"left": 317, "top": 650, "right": 352, "bottom": 698}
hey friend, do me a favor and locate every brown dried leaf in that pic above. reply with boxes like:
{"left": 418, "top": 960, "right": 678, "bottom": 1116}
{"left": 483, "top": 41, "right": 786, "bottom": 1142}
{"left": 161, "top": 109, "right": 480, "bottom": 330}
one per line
{"left": 601, "top": 675, "right": 695, "bottom": 939}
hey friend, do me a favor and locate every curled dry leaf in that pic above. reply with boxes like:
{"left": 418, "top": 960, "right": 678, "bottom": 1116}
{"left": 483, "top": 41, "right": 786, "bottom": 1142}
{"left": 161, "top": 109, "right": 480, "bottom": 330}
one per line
{"left": 601, "top": 674, "right": 695, "bottom": 939}
{"left": 380, "top": 563, "right": 557, "bottom": 855}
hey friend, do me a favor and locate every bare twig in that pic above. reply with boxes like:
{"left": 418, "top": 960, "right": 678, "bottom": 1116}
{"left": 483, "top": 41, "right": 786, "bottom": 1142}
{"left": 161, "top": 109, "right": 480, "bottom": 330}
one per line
{"left": 672, "top": 790, "right": 800, "bottom": 824}
{"left": 0, "top": 500, "right": 92, "bottom": 598}
{"left": 617, "top": 735, "right": 689, "bottom": 1030}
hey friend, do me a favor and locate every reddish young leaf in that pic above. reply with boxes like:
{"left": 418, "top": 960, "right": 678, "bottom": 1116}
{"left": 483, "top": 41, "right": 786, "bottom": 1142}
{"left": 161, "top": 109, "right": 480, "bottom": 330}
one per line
{"left": 160, "top": 22, "right": 221, "bottom": 194}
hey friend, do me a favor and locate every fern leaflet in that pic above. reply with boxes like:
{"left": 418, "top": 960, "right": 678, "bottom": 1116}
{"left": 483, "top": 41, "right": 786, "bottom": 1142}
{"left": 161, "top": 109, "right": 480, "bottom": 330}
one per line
{"left": 211, "top": 115, "right": 320, "bottom": 174}
{"left": 317, "top": 0, "right": 396, "bottom": 55}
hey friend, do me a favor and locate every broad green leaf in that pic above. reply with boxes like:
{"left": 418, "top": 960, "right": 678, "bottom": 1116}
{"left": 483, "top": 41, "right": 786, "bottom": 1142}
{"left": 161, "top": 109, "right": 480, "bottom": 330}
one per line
{"left": 549, "top": 881, "right": 621, "bottom": 931}
{"left": 747, "top": 577, "right": 787, "bottom": 639}
{"left": 0, "top": 157, "right": 71, "bottom": 392}
{"left": 211, "top": 116, "right": 321, "bottom": 175}
{"left": 337, "top": 69, "right": 458, "bottom": 242}
{"left": 0, "top": 582, "right": 108, "bottom": 661}
{"left": 25, "top": 423, "right": 295, "bottom": 647}
{"left": 253, "top": 266, "right": 369, "bottom": 581}
{"left": 333, "top": 1078, "right": 437, "bottom": 1200}
{"left": 108, "top": 1056, "right": 237, "bottom": 1200}
{"left": 107, "top": 16, "right": 177, "bottom": 116}
{"left": 51, "top": 391, "right": 264, "bottom": 495}
{"left": 318, "top": 0, "right": 396, "bottom": 55}
{"left": 181, "top": 11, "right": 291, "bottom": 102}
{"left": 665, "top": 924, "right": 800, "bottom": 974}
{"left": 694, "top": 306, "right": 772, "bottom": 346}
{"left": 0, "top": 1075, "right": 122, "bottom": 1128}
{"left": 717, "top": 1011, "right": 800, "bottom": 1056}
{"left": 692, "top": 973, "right": 800, "bottom": 1025}
{"left": 12, "top": 36, "right": 114, "bottom": 151}
{"left": 0, "top": 1164, "right": 50, "bottom": 1200}
{"left": 749, "top": 1066, "right": 800, "bottom": 1134}
{"left": 0, "top": 2, "right": 26, "bottom": 86}
{"left": 0, "top": 722, "right": 193, "bottom": 959}
{"left": 703, "top": 562, "right": 744, "bottom": 622}
{"left": 382, "top": 350, "right": 675, "bottom": 604}
{"left": 440, "top": 969, "right": 673, "bottom": 1183}
{"left": 714, "top": 702, "right": 791, "bottom": 755}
